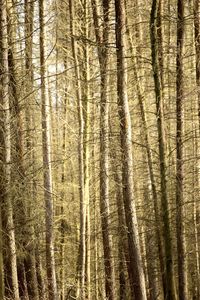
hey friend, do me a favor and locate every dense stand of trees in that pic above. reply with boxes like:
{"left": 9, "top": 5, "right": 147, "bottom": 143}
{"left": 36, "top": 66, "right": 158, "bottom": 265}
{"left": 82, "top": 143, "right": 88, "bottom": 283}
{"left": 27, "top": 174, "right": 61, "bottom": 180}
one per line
{"left": 0, "top": 0, "right": 200, "bottom": 299}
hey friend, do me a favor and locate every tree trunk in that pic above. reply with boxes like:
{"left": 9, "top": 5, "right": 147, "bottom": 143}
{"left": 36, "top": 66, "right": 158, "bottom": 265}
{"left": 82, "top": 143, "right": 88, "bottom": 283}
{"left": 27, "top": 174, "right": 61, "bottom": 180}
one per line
{"left": 150, "top": 0, "right": 177, "bottom": 299}
{"left": 176, "top": 1, "right": 187, "bottom": 299}
{"left": 69, "top": 1, "right": 86, "bottom": 298}
{"left": 115, "top": 0, "right": 147, "bottom": 299}
{"left": 193, "top": 0, "right": 200, "bottom": 131}
{"left": 39, "top": 0, "right": 57, "bottom": 299}
{"left": 126, "top": 13, "right": 166, "bottom": 297}
{"left": 82, "top": 1, "right": 91, "bottom": 297}
{"left": 0, "top": 1, "right": 19, "bottom": 299}
{"left": 91, "top": 1, "right": 116, "bottom": 299}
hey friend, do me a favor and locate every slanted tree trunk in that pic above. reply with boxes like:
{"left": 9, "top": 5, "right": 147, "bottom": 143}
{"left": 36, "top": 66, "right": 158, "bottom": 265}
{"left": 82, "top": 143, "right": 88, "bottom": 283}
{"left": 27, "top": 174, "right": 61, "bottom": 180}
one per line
{"left": 115, "top": 0, "right": 147, "bottom": 299}
{"left": 150, "top": 0, "right": 177, "bottom": 299}
{"left": 39, "top": 0, "right": 57, "bottom": 299}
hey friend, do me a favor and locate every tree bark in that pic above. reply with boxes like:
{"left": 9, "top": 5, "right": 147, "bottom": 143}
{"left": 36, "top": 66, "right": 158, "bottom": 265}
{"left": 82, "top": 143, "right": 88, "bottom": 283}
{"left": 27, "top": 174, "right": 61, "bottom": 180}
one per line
{"left": 69, "top": 1, "right": 86, "bottom": 298}
{"left": 39, "top": 0, "right": 57, "bottom": 299}
{"left": 176, "top": 1, "right": 187, "bottom": 299}
{"left": 193, "top": 0, "right": 200, "bottom": 132}
{"left": 150, "top": 0, "right": 177, "bottom": 299}
{"left": 126, "top": 14, "right": 166, "bottom": 297}
{"left": 91, "top": 1, "right": 116, "bottom": 299}
{"left": 0, "top": 1, "right": 19, "bottom": 299}
{"left": 115, "top": 0, "right": 147, "bottom": 299}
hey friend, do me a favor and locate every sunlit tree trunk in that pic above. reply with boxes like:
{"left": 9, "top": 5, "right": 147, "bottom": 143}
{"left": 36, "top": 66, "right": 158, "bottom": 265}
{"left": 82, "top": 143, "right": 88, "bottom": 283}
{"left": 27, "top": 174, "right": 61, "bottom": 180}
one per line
{"left": 39, "top": 0, "right": 57, "bottom": 299}
{"left": 194, "top": 0, "right": 200, "bottom": 131}
{"left": 69, "top": 1, "right": 86, "bottom": 298}
{"left": 0, "top": 1, "right": 19, "bottom": 299}
{"left": 91, "top": 1, "right": 115, "bottom": 299}
{"left": 82, "top": 1, "right": 91, "bottom": 298}
{"left": 24, "top": 1, "right": 39, "bottom": 298}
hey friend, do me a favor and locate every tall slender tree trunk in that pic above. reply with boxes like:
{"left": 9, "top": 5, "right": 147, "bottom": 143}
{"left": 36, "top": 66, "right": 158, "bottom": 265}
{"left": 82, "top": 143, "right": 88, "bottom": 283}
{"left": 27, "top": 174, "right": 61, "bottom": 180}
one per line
{"left": 176, "top": 1, "right": 187, "bottom": 299}
{"left": 39, "top": 1, "right": 57, "bottom": 299}
{"left": 7, "top": 1, "right": 31, "bottom": 298}
{"left": 0, "top": 3, "right": 5, "bottom": 299}
{"left": 91, "top": 1, "right": 115, "bottom": 299}
{"left": 126, "top": 16, "right": 166, "bottom": 297}
{"left": 82, "top": 1, "right": 91, "bottom": 298}
{"left": 24, "top": 1, "right": 39, "bottom": 298}
{"left": 193, "top": 0, "right": 200, "bottom": 131}
{"left": 150, "top": 0, "right": 177, "bottom": 299}
{"left": 114, "top": 169, "right": 128, "bottom": 300}
{"left": 115, "top": 0, "right": 147, "bottom": 299}
{"left": 0, "top": 1, "right": 19, "bottom": 299}
{"left": 193, "top": 3, "right": 200, "bottom": 298}
{"left": 69, "top": 1, "right": 86, "bottom": 298}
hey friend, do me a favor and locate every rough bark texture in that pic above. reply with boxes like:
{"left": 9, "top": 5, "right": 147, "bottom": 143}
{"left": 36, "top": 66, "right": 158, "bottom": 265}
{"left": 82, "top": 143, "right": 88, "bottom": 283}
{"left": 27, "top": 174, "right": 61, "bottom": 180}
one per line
{"left": 115, "top": 0, "right": 147, "bottom": 299}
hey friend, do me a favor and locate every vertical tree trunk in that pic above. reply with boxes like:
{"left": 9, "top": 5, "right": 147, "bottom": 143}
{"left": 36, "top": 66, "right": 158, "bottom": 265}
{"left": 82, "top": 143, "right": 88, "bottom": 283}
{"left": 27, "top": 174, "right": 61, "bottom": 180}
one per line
{"left": 39, "top": 0, "right": 57, "bottom": 299}
{"left": 24, "top": 1, "right": 39, "bottom": 298}
{"left": 82, "top": 1, "right": 91, "bottom": 297}
{"left": 150, "top": 0, "right": 177, "bottom": 299}
{"left": 7, "top": 1, "right": 31, "bottom": 298}
{"left": 114, "top": 170, "right": 128, "bottom": 300}
{"left": 91, "top": 1, "right": 116, "bottom": 299}
{"left": 193, "top": 0, "right": 200, "bottom": 131}
{"left": 91, "top": 109, "right": 99, "bottom": 300}
{"left": 69, "top": 1, "right": 86, "bottom": 298}
{"left": 115, "top": 0, "right": 147, "bottom": 299}
{"left": 0, "top": 3, "right": 5, "bottom": 298}
{"left": 176, "top": 1, "right": 187, "bottom": 299}
{"left": 126, "top": 16, "right": 166, "bottom": 297}
{"left": 0, "top": 1, "right": 19, "bottom": 299}
{"left": 193, "top": 3, "right": 200, "bottom": 297}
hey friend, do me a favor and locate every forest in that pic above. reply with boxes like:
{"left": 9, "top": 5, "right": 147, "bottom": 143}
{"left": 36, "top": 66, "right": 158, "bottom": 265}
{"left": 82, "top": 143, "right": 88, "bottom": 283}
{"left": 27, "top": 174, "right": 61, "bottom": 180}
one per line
{"left": 0, "top": 0, "right": 199, "bottom": 299}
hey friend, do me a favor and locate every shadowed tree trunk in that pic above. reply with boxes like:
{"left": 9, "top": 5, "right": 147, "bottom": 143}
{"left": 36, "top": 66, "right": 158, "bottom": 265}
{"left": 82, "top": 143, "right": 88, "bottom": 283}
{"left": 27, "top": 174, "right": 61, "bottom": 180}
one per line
{"left": 115, "top": 0, "right": 147, "bottom": 299}
{"left": 176, "top": 1, "right": 187, "bottom": 299}
{"left": 150, "top": 0, "right": 177, "bottom": 299}
{"left": 126, "top": 13, "right": 166, "bottom": 297}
